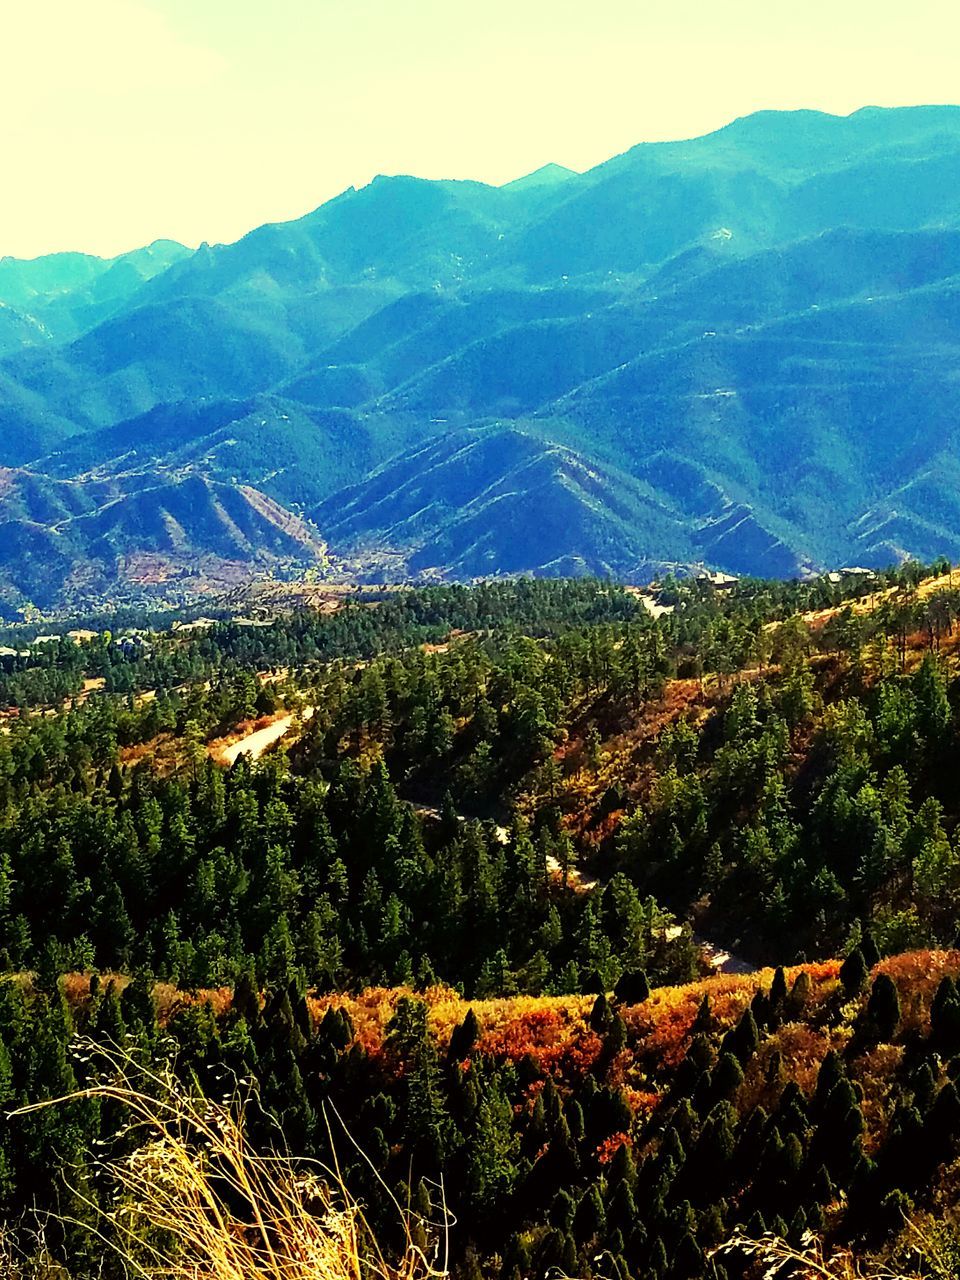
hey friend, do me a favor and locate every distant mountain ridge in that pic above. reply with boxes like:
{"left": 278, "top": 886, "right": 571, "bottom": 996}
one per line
{"left": 5, "top": 106, "right": 960, "bottom": 608}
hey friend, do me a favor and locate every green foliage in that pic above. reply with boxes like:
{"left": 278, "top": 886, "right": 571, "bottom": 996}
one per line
{"left": 4, "top": 571, "right": 960, "bottom": 1277}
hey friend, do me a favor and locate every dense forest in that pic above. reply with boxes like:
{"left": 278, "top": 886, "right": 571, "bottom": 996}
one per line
{"left": 3, "top": 565, "right": 960, "bottom": 1276}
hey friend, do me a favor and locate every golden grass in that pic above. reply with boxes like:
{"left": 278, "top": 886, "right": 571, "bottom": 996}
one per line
{"left": 714, "top": 1214, "right": 960, "bottom": 1280}
{"left": 713, "top": 1229, "right": 913, "bottom": 1280}
{"left": 10, "top": 1040, "right": 448, "bottom": 1280}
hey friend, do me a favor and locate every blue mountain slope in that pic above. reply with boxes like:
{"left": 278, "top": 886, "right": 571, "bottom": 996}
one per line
{"left": 4, "top": 107, "right": 960, "bottom": 604}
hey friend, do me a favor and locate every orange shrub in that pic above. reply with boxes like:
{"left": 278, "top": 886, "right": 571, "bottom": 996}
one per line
{"left": 855, "top": 1043, "right": 905, "bottom": 1153}
{"left": 596, "top": 1132, "right": 632, "bottom": 1164}
{"left": 477, "top": 1007, "right": 602, "bottom": 1076}
{"left": 876, "top": 950, "right": 960, "bottom": 1034}
{"left": 619, "top": 1086, "right": 661, "bottom": 1116}
{"left": 626, "top": 974, "right": 758, "bottom": 1069}
{"left": 154, "top": 983, "right": 233, "bottom": 1024}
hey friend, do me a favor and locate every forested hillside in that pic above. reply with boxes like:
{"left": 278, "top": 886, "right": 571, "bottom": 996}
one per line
{"left": 8, "top": 108, "right": 960, "bottom": 603}
{"left": 3, "top": 568, "right": 960, "bottom": 1275}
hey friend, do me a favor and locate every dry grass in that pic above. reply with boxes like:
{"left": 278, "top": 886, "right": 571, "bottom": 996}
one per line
{"left": 714, "top": 1214, "right": 960, "bottom": 1280}
{"left": 713, "top": 1228, "right": 919, "bottom": 1280}
{"left": 10, "top": 1040, "right": 448, "bottom": 1280}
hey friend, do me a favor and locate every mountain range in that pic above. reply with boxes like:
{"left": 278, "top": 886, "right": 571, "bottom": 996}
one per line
{"left": 5, "top": 105, "right": 960, "bottom": 609}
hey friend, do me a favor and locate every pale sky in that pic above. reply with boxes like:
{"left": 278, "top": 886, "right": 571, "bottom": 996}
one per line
{"left": 2, "top": 0, "right": 959, "bottom": 260}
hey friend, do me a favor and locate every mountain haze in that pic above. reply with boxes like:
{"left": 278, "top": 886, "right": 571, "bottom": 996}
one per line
{"left": 5, "top": 106, "right": 960, "bottom": 606}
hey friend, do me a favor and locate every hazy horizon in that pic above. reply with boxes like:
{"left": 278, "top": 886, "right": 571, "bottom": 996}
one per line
{"left": 3, "top": 0, "right": 959, "bottom": 260}
{"left": 7, "top": 100, "right": 960, "bottom": 265}
{"left": 7, "top": 102, "right": 960, "bottom": 267}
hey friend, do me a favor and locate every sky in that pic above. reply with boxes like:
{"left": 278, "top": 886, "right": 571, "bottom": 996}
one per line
{"left": 3, "top": 0, "right": 959, "bottom": 260}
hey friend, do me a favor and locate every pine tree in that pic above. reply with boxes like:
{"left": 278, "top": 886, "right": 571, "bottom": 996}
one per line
{"left": 648, "top": 1237, "right": 669, "bottom": 1279}
{"left": 550, "top": 1188, "right": 576, "bottom": 1231}
{"left": 776, "top": 1083, "right": 808, "bottom": 1141}
{"left": 448, "top": 1008, "right": 480, "bottom": 1062}
{"left": 573, "top": 1183, "right": 606, "bottom": 1243}
{"left": 690, "top": 1102, "right": 736, "bottom": 1202}
{"left": 615, "top": 968, "right": 650, "bottom": 1004}
{"left": 122, "top": 968, "right": 157, "bottom": 1037}
{"left": 406, "top": 1037, "right": 460, "bottom": 1168}
{"left": 608, "top": 1179, "right": 638, "bottom": 1236}
{"left": 807, "top": 1204, "right": 826, "bottom": 1234}
{"left": 787, "top": 969, "right": 812, "bottom": 1014}
{"left": 811, "top": 1164, "right": 835, "bottom": 1206}
{"left": 733, "top": 1106, "right": 768, "bottom": 1180}
{"left": 927, "top": 1081, "right": 960, "bottom": 1158}
{"left": 813, "top": 1050, "right": 845, "bottom": 1117}
{"left": 673, "top": 1230, "right": 704, "bottom": 1279}
{"left": 745, "top": 1210, "right": 767, "bottom": 1238}
{"left": 787, "top": 1207, "right": 807, "bottom": 1246}
{"left": 698, "top": 1202, "right": 726, "bottom": 1248}
{"left": 865, "top": 972, "right": 900, "bottom": 1041}
{"left": 561, "top": 1231, "right": 578, "bottom": 1275}
{"left": 931, "top": 976, "right": 960, "bottom": 1048}
{"left": 729, "top": 1008, "right": 760, "bottom": 1064}
{"left": 608, "top": 1139, "right": 637, "bottom": 1190}
{"left": 911, "top": 1061, "right": 936, "bottom": 1115}
{"left": 860, "top": 929, "right": 880, "bottom": 968}
{"left": 692, "top": 995, "right": 713, "bottom": 1035}
{"left": 233, "top": 961, "right": 261, "bottom": 1026}
{"left": 839, "top": 947, "right": 869, "bottom": 996}
{"left": 567, "top": 1099, "right": 586, "bottom": 1143}
{"left": 464, "top": 1079, "right": 519, "bottom": 1215}
{"left": 713, "top": 1053, "right": 744, "bottom": 1100}
{"left": 590, "top": 992, "right": 615, "bottom": 1033}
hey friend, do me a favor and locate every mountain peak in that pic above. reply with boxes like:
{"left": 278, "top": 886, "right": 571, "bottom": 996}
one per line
{"left": 502, "top": 162, "right": 578, "bottom": 191}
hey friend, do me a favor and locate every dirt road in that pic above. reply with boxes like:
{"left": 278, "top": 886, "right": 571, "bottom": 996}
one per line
{"left": 219, "top": 708, "right": 313, "bottom": 765}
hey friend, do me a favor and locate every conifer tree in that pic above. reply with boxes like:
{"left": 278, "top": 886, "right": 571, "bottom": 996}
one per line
{"left": 448, "top": 1008, "right": 480, "bottom": 1062}
{"left": 713, "top": 1052, "right": 744, "bottom": 1101}
{"left": 590, "top": 992, "right": 615, "bottom": 1033}
{"left": 729, "top": 1008, "right": 760, "bottom": 1065}
{"left": 573, "top": 1183, "right": 606, "bottom": 1243}
{"left": 787, "top": 969, "right": 812, "bottom": 1014}
{"left": 931, "top": 976, "right": 960, "bottom": 1048}
{"left": 692, "top": 995, "right": 713, "bottom": 1035}
{"left": 839, "top": 946, "right": 868, "bottom": 996}
{"left": 811, "top": 1164, "right": 835, "bottom": 1206}
{"left": 608, "top": 1139, "right": 637, "bottom": 1190}
{"left": 464, "top": 1080, "right": 518, "bottom": 1215}
{"left": 608, "top": 1179, "right": 638, "bottom": 1237}
{"left": 550, "top": 1188, "right": 576, "bottom": 1231}
{"left": 865, "top": 972, "right": 900, "bottom": 1041}
{"left": 674, "top": 1230, "right": 704, "bottom": 1279}
{"left": 860, "top": 929, "right": 880, "bottom": 968}
{"left": 614, "top": 968, "right": 650, "bottom": 1004}
{"left": 648, "top": 1237, "right": 669, "bottom": 1279}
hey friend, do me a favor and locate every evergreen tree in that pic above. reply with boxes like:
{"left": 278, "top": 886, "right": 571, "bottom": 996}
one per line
{"left": 448, "top": 1008, "right": 480, "bottom": 1062}
{"left": 865, "top": 972, "right": 900, "bottom": 1041}
{"left": 614, "top": 968, "right": 650, "bottom": 1004}
{"left": 840, "top": 947, "right": 869, "bottom": 996}
{"left": 573, "top": 1183, "right": 606, "bottom": 1243}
